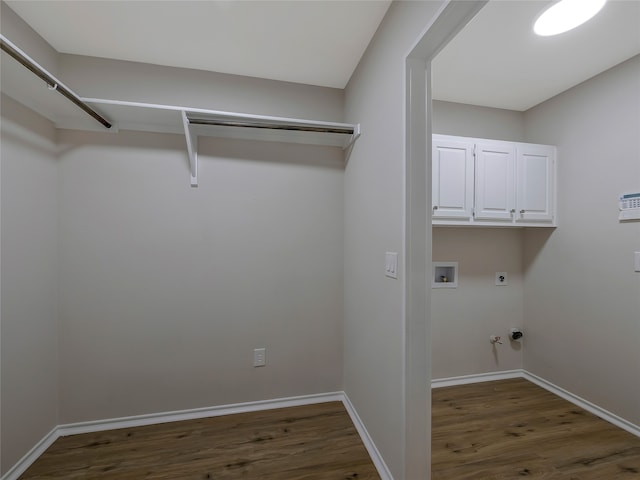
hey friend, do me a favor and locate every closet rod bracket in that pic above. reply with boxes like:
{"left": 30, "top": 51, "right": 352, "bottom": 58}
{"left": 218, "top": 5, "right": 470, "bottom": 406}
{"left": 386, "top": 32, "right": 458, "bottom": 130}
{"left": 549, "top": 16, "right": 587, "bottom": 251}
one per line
{"left": 181, "top": 110, "right": 198, "bottom": 187}
{"left": 343, "top": 124, "right": 361, "bottom": 162}
{"left": 0, "top": 34, "right": 112, "bottom": 129}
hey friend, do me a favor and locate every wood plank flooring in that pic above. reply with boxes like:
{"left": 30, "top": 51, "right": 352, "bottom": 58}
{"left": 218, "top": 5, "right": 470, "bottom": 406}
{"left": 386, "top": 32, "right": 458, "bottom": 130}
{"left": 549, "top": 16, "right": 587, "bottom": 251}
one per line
{"left": 432, "top": 378, "right": 640, "bottom": 479}
{"left": 19, "top": 401, "right": 380, "bottom": 480}
{"left": 17, "top": 379, "right": 640, "bottom": 479}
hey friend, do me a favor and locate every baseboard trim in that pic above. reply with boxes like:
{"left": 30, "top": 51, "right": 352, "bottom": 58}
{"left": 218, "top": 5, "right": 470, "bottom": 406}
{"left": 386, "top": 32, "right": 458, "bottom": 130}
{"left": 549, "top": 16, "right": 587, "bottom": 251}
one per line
{"left": 1, "top": 427, "right": 59, "bottom": 480}
{"left": 431, "top": 369, "right": 640, "bottom": 439}
{"left": 431, "top": 369, "right": 523, "bottom": 388}
{"left": 342, "top": 393, "right": 394, "bottom": 480}
{"left": 522, "top": 371, "right": 640, "bottom": 438}
{"left": 57, "top": 391, "right": 344, "bottom": 437}
{"left": 2, "top": 392, "right": 394, "bottom": 480}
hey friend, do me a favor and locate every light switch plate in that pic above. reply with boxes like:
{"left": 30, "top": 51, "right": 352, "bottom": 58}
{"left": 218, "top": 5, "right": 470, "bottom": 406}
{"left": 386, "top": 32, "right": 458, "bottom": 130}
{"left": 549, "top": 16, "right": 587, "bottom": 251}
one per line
{"left": 385, "top": 252, "right": 398, "bottom": 279}
{"left": 635, "top": 252, "right": 640, "bottom": 272}
{"left": 253, "top": 348, "right": 266, "bottom": 367}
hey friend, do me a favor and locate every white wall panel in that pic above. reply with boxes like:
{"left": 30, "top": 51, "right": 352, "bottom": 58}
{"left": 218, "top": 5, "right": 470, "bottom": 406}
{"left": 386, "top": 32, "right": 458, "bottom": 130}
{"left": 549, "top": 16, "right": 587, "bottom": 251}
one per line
{"left": 523, "top": 55, "right": 640, "bottom": 426}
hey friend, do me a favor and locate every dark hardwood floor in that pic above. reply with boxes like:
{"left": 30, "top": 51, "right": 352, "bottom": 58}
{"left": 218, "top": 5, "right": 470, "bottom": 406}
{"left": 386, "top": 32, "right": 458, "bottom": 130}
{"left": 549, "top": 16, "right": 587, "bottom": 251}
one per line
{"left": 17, "top": 378, "right": 640, "bottom": 479}
{"left": 432, "top": 378, "right": 640, "bottom": 479}
{"left": 19, "top": 401, "right": 380, "bottom": 480}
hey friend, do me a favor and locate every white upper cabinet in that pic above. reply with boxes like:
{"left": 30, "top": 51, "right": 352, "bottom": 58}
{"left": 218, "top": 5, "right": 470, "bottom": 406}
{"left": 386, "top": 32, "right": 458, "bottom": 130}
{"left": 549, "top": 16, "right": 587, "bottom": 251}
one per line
{"left": 474, "top": 142, "right": 516, "bottom": 221}
{"left": 432, "top": 135, "right": 556, "bottom": 227}
{"left": 432, "top": 136, "right": 475, "bottom": 220}
{"left": 516, "top": 144, "right": 555, "bottom": 223}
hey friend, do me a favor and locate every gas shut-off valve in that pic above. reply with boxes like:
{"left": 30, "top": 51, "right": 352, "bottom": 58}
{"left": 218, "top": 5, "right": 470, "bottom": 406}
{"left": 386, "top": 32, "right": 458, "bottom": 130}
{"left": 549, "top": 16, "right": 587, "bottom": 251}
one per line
{"left": 510, "top": 328, "right": 523, "bottom": 341}
{"left": 490, "top": 329, "right": 523, "bottom": 345}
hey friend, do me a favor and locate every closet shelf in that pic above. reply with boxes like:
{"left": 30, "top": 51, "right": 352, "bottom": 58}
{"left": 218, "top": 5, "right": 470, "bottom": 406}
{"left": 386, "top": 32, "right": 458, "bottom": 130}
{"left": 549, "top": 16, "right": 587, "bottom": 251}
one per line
{"left": 1, "top": 33, "right": 360, "bottom": 188}
{"left": 82, "top": 98, "right": 361, "bottom": 186}
{"left": 82, "top": 98, "right": 359, "bottom": 147}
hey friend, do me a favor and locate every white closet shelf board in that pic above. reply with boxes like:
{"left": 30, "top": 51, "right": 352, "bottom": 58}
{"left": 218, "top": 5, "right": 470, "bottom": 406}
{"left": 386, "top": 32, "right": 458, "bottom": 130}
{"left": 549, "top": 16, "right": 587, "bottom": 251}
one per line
{"left": 81, "top": 99, "right": 361, "bottom": 187}
{"left": 82, "top": 98, "right": 361, "bottom": 148}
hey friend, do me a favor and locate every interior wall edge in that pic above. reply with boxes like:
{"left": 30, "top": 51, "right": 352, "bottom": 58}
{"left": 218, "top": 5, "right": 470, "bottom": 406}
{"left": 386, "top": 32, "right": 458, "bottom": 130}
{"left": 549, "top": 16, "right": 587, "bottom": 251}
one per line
{"left": 0, "top": 426, "right": 59, "bottom": 480}
{"left": 341, "top": 394, "right": 395, "bottom": 480}
{"left": 0, "top": 91, "right": 60, "bottom": 477}
{"left": 0, "top": 1, "right": 59, "bottom": 75}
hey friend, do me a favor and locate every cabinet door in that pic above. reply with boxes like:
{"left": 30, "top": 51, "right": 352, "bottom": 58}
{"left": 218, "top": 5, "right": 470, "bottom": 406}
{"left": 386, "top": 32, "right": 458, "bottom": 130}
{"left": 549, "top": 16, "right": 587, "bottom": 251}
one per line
{"left": 474, "top": 142, "right": 516, "bottom": 221}
{"left": 432, "top": 136, "right": 475, "bottom": 219}
{"left": 516, "top": 144, "right": 555, "bottom": 223}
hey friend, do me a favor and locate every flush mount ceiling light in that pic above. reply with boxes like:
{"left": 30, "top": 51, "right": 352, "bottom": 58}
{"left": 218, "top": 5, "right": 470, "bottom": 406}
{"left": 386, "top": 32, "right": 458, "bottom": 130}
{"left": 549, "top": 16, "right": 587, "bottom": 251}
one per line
{"left": 534, "top": 0, "right": 607, "bottom": 36}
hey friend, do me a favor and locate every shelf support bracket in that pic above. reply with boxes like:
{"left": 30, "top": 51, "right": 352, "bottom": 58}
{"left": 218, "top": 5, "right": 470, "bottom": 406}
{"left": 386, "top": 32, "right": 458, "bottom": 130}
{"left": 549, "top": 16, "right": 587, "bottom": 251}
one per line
{"left": 343, "top": 123, "right": 361, "bottom": 163}
{"left": 181, "top": 110, "right": 198, "bottom": 187}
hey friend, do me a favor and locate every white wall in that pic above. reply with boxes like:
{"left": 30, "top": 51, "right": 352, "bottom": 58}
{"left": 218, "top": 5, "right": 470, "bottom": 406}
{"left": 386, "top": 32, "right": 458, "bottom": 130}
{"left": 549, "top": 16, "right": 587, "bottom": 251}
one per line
{"left": 432, "top": 100, "right": 525, "bottom": 142}
{"left": 1, "top": 5, "right": 61, "bottom": 474}
{"left": 59, "top": 54, "right": 344, "bottom": 123}
{"left": 2, "top": 20, "right": 347, "bottom": 474}
{"left": 343, "top": 2, "right": 447, "bottom": 477}
{"left": 0, "top": 2, "right": 58, "bottom": 75}
{"left": 56, "top": 129, "right": 344, "bottom": 423}
{"left": 523, "top": 55, "right": 640, "bottom": 426}
{"left": 431, "top": 101, "right": 526, "bottom": 378}
{"left": 1, "top": 95, "right": 59, "bottom": 474}
{"left": 432, "top": 227, "right": 524, "bottom": 378}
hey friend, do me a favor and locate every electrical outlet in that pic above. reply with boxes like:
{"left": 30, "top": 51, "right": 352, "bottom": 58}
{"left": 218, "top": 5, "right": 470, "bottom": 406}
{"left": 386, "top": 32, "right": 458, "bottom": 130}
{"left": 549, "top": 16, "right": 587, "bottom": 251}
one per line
{"left": 253, "top": 348, "right": 266, "bottom": 367}
{"left": 495, "top": 272, "right": 508, "bottom": 285}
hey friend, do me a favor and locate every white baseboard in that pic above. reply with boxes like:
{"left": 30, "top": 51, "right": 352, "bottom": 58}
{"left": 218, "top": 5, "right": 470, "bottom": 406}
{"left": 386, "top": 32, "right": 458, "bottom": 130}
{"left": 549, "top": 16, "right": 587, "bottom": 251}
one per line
{"left": 522, "top": 371, "right": 640, "bottom": 438}
{"left": 431, "top": 369, "right": 640, "bottom": 439}
{"left": 342, "top": 393, "right": 394, "bottom": 480}
{"left": 1, "top": 427, "right": 59, "bottom": 480}
{"left": 57, "top": 391, "right": 344, "bottom": 437}
{"left": 2, "top": 391, "right": 393, "bottom": 480}
{"left": 431, "top": 369, "right": 523, "bottom": 388}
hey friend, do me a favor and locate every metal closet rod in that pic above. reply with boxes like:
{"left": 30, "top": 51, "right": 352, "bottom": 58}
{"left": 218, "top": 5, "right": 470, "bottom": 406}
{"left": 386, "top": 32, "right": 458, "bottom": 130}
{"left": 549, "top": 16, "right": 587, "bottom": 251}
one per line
{"left": 188, "top": 117, "right": 355, "bottom": 135}
{"left": 0, "top": 35, "right": 112, "bottom": 129}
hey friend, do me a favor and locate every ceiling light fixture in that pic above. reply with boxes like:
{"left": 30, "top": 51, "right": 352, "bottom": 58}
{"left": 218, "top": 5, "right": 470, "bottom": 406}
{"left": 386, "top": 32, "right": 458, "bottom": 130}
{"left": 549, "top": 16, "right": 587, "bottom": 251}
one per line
{"left": 534, "top": 0, "right": 607, "bottom": 36}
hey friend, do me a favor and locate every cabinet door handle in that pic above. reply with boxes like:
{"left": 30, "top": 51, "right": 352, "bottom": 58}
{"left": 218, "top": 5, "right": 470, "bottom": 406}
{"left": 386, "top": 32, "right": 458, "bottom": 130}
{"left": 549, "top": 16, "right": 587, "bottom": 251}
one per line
{"left": 510, "top": 209, "right": 515, "bottom": 214}
{"left": 433, "top": 205, "right": 438, "bottom": 210}
{"left": 520, "top": 209, "right": 525, "bottom": 214}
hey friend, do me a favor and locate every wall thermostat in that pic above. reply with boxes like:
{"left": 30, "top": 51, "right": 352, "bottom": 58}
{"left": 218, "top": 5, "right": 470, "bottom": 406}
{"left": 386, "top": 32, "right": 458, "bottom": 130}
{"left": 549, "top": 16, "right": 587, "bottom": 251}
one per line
{"left": 619, "top": 191, "right": 640, "bottom": 221}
